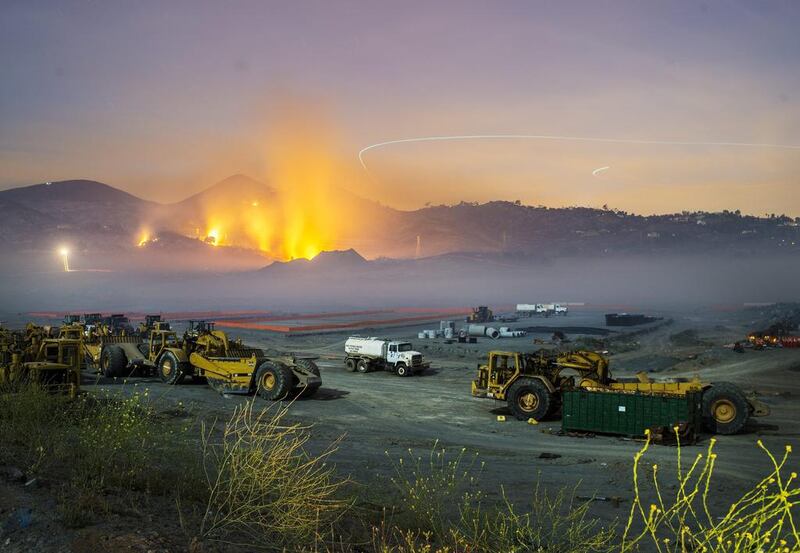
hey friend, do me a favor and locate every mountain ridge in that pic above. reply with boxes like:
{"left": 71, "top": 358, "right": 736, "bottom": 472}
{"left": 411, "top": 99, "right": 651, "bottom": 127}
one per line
{"left": 1, "top": 177, "right": 799, "bottom": 262}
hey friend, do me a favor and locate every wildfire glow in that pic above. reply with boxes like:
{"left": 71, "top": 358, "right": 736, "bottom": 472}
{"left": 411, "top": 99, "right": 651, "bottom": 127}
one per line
{"left": 138, "top": 230, "right": 150, "bottom": 247}
{"left": 186, "top": 109, "right": 345, "bottom": 261}
{"left": 206, "top": 227, "right": 221, "bottom": 246}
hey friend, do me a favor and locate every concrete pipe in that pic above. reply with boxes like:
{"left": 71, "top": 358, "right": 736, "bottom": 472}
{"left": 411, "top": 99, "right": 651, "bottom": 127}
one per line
{"left": 467, "top": 324, "right": 500, "bottom": 339}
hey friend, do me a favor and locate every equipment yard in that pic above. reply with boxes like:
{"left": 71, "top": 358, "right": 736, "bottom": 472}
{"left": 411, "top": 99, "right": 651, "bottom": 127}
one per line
{"left": 17, "top": 305, "right": 794, "bottom": 531}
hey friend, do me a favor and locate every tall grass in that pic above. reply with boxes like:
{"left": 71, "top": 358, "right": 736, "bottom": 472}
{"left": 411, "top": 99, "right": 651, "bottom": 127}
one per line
{"left": 0, "top": 381, "right": 72, "bottom": 474}
{"left": 0, "top": 383, "right": 203, "bottom": 525}
{"left": 2, "top": 383, "right": 797, "bottom": 553}
{"left": 622, "top": 429, "right": 799, "bottom": 553}
{"left": 381, "top": 442, "right": 615, "bottom": 552}
{"left": 198, "top": 400, "right": 348, "bottom": 550}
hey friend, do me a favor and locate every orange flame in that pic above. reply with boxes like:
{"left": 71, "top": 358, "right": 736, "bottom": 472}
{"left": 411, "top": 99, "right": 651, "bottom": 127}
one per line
{"left": 189, "top": 110, "right": 342, "bottom": 260}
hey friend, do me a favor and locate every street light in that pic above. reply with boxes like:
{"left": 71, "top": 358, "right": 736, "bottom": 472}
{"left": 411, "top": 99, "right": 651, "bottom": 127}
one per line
{"left": 59, "top": 247, "right": 70, "bottom": 272}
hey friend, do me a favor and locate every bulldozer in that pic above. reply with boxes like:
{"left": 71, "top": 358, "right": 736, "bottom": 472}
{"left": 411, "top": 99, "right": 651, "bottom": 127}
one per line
{"left": 159, "top": 321, "right": 321, "bottom": 400}
{"left": 0, "top": 329, "right": 82, "bottom": 396}
{"left": 472, "top": 349, "right": 770, "bottom": 435}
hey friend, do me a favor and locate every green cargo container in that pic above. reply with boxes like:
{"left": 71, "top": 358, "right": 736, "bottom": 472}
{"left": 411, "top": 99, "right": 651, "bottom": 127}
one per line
{"left": 561, "top": 389, "right": 702, "bottom": 437}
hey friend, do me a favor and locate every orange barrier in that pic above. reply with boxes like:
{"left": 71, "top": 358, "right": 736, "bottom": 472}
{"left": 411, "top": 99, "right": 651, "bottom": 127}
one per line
{"left": 217, "top": 310, "right": 473, "bottom": 334}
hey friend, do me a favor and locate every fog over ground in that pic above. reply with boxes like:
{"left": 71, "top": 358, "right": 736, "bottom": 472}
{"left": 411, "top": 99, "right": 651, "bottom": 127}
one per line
{"left": 1, "top": 252, "right": 797, "bottom": 314}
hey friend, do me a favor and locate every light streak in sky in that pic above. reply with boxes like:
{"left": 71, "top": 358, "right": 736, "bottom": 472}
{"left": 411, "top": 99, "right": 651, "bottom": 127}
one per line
{"left": 358, "top": 134, "right": 800, "bottom": 173}
{"left": 592, "top": 166, "right": 610, "bottom": 177}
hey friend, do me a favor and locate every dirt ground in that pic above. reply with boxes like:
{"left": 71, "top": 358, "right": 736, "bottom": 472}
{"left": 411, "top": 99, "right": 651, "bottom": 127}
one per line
{"left": 2, "top": 306, "right": 799, "bottom": 551}
{"left": 96, "top": 309, "right": 800, "bottom": 513}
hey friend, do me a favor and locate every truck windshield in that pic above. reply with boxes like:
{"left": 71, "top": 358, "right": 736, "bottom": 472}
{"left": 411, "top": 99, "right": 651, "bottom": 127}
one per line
{"left": 398, "top": 343, "right": 412, "bottom": 352}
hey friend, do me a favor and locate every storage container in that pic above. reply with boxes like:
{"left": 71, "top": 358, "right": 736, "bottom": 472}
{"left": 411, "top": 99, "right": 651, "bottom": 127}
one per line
{"left": 561, "top": 389, "right": 702, "bottom": 437}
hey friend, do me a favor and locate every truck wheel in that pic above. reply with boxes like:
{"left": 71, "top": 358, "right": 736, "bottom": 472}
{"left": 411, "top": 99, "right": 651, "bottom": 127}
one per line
{"left": 507, "top": 378, "right": 551, "bottom": 421}
{"left": 356, "top": 359, "right": 370, "bottom": 373}
{"left": 101, "top": 346, "right": 127, "bottom": 378}
{"left": 293, "top": 359, "right": 321, "bottom": 398}
{"left": 344, "top": 358, "right": 357, "bottom": 372}
{"left": 395, "top": 363, "right": 410, "bottom": 377}
{"left": 255, "top": 362, "right": 293, "bottom": 400}
{"left": 702, "top": 382, "right": 749, "bottom": 435}
{"left": 158, "top": 351, "right": 184, "bottom": 385}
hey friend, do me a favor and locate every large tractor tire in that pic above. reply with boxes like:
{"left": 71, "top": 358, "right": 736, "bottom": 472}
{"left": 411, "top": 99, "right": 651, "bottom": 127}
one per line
{"left": 294, "top": 359, "right": 321, "bottom": 398}
{"left": 356, "top": 359, "right": 370, "bottom": 373}
{"left": 702, "top": 382, "right": 749, "bottom": 435}
{"left": 100, "top": 346, "right": 127, "bottom": 378}
{"left": 344, "top": 358, "right": 357, "bottom": 372}
{"left": 507, "top": 378, "right": 552, "bottom": 421}
{"left": 158, "top": 351, "right": 185, "bottom": 385}
{"left": 255, "top": 362, "right": 294, "bottom": 401}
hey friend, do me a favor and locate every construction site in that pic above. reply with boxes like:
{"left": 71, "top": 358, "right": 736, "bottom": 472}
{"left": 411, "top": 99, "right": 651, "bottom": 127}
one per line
{"left": 1, "top": 300, "right": 798, "bottom": 551}
{"left": 2, "top": 2, "right": 800, "bottom": 550}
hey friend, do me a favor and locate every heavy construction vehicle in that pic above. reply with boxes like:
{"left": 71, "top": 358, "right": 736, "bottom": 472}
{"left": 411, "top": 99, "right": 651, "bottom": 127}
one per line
{"left": 97, "top": 321, "right": 182, "bottom": 377}
{"left": 58, "top": 313, "right": 166, "bottom": 374}
{"left": 466, "top": 306, "right": 494, "bottom": 324}
{"left": 163, "top": 321, "right": 321, "bottom": 399}
{"left": 344, "top": 336, "right": 429, "bottom": 376}
{"left": 471, "top": 349, "right": 770, "bottom": 435}
{"left": 0, "top": 331, "right": 82, "bottom": 396}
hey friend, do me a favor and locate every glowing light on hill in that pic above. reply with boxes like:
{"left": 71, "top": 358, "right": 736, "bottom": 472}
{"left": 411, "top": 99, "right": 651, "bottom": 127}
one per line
{"left": 138, "top": 230, "right": 151, "bottom": 247}
{"left": 206, "top": 227, "right": 221, "bottom": 246}
{"left": 59, "top": 247, "right": 71, "bottom": 272}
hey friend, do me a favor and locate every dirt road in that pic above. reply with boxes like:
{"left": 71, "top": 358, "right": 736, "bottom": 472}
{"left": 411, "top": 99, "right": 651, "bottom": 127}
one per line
{"left": 86, "top": 308, "right": 799, "bottom": 523}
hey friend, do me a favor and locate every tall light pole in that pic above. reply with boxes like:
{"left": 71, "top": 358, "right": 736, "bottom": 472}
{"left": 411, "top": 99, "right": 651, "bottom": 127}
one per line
{"left": 59, "top": 247, "right": 70, "bottom": 272}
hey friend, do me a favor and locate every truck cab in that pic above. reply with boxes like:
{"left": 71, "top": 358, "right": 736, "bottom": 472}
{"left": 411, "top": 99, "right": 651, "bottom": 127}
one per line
{"left": 386, "top": 341, "right": 423, "bottom": 368}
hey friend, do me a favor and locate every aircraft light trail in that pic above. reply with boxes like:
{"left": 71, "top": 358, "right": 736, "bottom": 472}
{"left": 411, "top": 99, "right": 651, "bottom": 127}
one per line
{"left": 358, "top": 134, "right": 800, "bottom": 173}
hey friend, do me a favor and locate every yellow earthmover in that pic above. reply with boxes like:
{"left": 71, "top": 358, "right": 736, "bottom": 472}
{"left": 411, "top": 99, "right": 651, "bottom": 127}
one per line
{"left": 58, "top": 314, "right": 174, "bottom": 377}
{"left": 472, "top": 349, "right": 770, "bottom": 435}
{"left": 0, "top": 326, "right": 82, "bottom": 396}
{"left": 159, "top": 321, "right": 321, "bottom": 400}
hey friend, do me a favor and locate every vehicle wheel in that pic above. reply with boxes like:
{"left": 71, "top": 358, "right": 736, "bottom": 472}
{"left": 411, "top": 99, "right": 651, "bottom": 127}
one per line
{"left": 158, "top": 351, "right": 185, "bottom": 385}
{"left": 344, "top": 358, "right": 357, "bottom": 372}
{"left": 101, "top": 346, "right": 127, "bottom": 378}
{"left": 294, "top": 358, "right": 321, "bottom": 398}
{"left": 255, "top": 362, "right": 293, "bottom": 400}
{"left": 702, "top": 382, "right": 749, "bottom": 435}
{"left": 547, "top": 397, "right": 562, "bottom": 418}
{"left": 507, "top": 378, "right": 551, "bottom": 421}
{"left": 395, "top": 363, "right": 409, "bottom": 377}
{"left": 356, "top": 359, "right": 370, "bottom": 373}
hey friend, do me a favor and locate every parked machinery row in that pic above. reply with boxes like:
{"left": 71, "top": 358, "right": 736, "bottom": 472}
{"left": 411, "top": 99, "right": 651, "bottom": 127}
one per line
{"left": 2, "top": 313, "right": 771, "bottom": 437}
{"left": 29, "top": 315, "right": 321, "bottom": 400}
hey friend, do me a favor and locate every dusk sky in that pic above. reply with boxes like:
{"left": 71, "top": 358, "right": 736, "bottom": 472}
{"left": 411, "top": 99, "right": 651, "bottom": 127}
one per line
{"left": 1, "top": 1, "right": 798, "bottom": 214}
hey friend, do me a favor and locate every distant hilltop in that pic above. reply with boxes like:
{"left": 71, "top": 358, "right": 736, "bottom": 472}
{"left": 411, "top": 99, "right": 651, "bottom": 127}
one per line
{"left": 0, "top": 176, "right": 799, "bottom": 263}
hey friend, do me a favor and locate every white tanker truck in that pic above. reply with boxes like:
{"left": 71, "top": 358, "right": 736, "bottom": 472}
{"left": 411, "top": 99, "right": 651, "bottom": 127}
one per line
{"left": 344, "top": 336, "right": 429, "bottom": 376}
